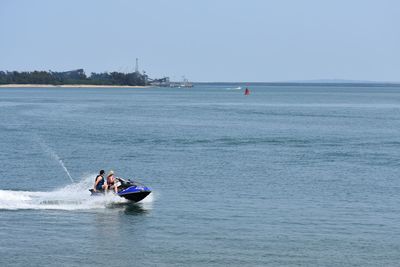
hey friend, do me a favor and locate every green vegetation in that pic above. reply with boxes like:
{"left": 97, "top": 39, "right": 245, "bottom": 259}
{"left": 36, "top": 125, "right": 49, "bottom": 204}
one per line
{"left": 0, "top": 69, "right": 148, "bottom": 86}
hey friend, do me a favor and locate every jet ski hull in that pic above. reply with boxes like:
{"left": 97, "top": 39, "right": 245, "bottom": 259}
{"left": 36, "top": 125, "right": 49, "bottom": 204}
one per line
{"left": 117, "top": 184, "right": 151, "bottom": 202}
{"left": 119, "top": 191, "right": 151, "bottom": 202}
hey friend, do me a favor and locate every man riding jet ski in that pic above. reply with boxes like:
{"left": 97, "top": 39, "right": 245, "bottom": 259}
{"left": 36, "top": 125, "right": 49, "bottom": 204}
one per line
{"left": 90, "top": 170, "right": 151, "bottom": 203}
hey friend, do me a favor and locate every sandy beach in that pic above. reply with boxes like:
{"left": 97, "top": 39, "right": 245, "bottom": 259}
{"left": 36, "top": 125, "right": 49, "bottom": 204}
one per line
{"left": 0, "top": 84, "right": 151, "bottom": 88}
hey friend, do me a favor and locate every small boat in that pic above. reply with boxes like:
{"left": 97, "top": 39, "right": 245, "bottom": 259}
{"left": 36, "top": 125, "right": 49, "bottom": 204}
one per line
{"left": 89, "top": 178, "right": 151, "bottom": 203}
{"left": 244, "top": 88, "right": 250, "bottom": 95}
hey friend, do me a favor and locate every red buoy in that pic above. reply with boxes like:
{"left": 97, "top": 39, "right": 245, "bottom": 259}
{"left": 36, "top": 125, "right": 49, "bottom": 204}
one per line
{"left": 244, "top": 88, "right": 250, "bottom": 95}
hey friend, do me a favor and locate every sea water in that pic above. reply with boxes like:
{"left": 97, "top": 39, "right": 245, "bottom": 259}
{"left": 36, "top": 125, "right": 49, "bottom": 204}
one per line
{"left": 0, "top": 85, "right": 400, "bottom": 266}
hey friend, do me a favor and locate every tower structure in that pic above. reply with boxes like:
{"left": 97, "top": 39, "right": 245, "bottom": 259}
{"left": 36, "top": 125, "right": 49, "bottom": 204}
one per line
{"left": 135, "top": 58, "right": 139, "bottom": 73}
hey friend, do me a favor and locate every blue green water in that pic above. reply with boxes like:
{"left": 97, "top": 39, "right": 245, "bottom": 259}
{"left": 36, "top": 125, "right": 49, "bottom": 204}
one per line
{"left": 1, "top": 85, "right": 400, "bottom": 266}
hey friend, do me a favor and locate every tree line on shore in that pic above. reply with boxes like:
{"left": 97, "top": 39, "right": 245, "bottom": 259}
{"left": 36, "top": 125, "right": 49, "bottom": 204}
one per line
{"left": 0, "top": 69, "right": 148, "bottom": 86}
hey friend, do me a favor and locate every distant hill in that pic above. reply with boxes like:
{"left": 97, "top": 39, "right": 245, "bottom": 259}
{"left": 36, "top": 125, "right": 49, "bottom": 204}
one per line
{"left": 282, "top": 79, "right": 400, "bottom": 84}
{"left": 196, "top": 80, "right": 400, "bottom": 87}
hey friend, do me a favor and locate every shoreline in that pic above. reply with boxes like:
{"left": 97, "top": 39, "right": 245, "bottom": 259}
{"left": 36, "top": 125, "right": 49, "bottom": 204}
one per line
{"left": 0, "top": 84, "right": 151, "bottom": 88}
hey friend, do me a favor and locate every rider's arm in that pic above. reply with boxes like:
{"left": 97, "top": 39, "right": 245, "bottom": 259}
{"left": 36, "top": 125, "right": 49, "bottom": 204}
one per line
{"left": 93, "top": 176, "right": 100, "bottom": 191}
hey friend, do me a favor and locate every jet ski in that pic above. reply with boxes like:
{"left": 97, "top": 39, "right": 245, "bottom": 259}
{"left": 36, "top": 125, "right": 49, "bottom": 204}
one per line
{"left": 89, "top": 178, "right": 151, "bottom": 203}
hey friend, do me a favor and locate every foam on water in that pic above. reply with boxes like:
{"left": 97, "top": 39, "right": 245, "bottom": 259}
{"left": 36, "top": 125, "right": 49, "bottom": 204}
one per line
{"left": 0, "top": 174, "right": 153, "bottom": 210}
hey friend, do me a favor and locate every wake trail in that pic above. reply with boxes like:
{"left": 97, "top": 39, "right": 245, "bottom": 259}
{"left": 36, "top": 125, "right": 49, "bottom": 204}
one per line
{"left": 225, "top": 86, "right": 242, "bottom": 90}
{"left": 0, "top": 174, "right": 155, "bottom": 211}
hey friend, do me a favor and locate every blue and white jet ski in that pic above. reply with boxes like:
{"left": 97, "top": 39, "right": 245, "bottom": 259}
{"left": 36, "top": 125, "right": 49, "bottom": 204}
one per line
{"left": 89, "top": 178, "right": 151, "bottom": 203}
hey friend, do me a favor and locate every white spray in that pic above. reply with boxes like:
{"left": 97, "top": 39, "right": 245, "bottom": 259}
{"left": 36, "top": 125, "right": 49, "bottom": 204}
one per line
{"left": 35, "top": 135, "right": 74, "bottom": 183}
{"left": 56, "top": 155, "right": 74, "bottom": 183}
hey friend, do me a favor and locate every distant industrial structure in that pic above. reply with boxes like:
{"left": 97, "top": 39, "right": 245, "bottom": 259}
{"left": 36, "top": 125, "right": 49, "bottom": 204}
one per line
{"left": 147, "top": 75, "right": 193, "bottom": 88}
{"left": 135, "top": 58, "right": 139, "bottom": 73}
{"left": 135, "top": 58, "right": 193, "bottom": 88}
{"left": 168, "top": 76, "right": 193, "bottom": 88}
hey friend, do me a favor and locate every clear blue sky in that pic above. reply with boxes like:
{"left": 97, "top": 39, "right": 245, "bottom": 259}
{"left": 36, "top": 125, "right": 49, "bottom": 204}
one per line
{"left": 0, "top": 0, "right": 399, "bottom": 82}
